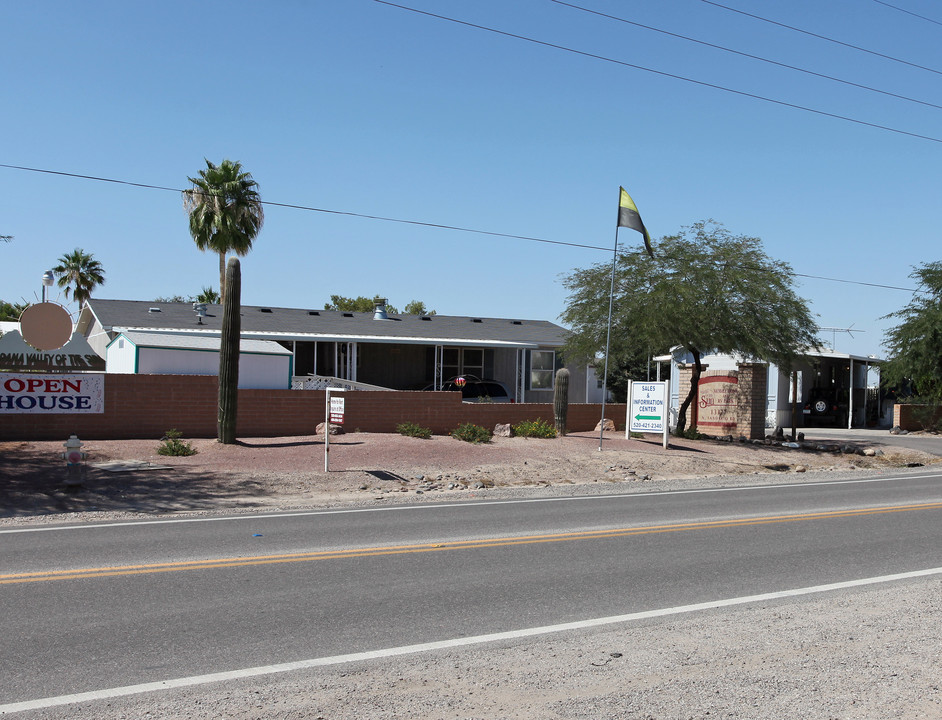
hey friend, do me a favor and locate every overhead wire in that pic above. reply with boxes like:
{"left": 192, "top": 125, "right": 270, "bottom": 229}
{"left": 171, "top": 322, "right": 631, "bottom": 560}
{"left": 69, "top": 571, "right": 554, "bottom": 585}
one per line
{"left": 372, "top": 1, "right": 942, "bottom": 144}
{"left": 871, "top": 0, "right": 942, "bottom": 27}
{"left": 549, "top": 0, "right": 942, "bottom": 111}
{"left": 0, "top": 162, "right": 918, "bottom": 294}
{"left": 701, "top": 0, "right": 942, "bottom": 75}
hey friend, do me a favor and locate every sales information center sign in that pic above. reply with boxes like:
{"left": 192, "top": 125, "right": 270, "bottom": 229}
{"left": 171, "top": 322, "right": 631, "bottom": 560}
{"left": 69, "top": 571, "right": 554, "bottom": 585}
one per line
{"left": 626, "top": 380, "right": 669, "bottom": 449}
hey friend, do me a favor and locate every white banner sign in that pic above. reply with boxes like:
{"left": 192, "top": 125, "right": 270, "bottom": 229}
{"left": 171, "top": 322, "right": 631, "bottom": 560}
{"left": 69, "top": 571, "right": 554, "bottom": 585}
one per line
{"left": 0, "top": 373, "right": 105, "bottom": 413}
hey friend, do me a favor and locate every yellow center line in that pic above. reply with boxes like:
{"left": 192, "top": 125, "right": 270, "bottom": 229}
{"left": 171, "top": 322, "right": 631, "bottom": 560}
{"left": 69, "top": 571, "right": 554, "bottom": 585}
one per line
{"left": 3, "top": 501, "right": 941, "bottom": 585}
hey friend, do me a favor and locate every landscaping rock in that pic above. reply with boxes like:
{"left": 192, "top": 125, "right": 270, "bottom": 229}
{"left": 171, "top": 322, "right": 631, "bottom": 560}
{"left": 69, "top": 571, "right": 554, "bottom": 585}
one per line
{"left": 494, "top": 423, "right": 513, "bottom": 438}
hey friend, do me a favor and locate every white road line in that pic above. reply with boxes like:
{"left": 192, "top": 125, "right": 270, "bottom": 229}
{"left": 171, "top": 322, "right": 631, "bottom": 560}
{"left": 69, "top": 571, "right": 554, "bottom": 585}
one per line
{"left": 2, "top": 471, "right": 941, "bottom": 535}
{"left": 3, "top": 566, "right": 941, "bottom": 714}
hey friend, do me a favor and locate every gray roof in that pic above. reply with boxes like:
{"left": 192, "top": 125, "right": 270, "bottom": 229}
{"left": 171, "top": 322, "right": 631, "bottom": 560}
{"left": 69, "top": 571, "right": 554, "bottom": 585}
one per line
{"left": 83, "top": 299, "right": 568, "bottom": 349}
{"left": 113, "top": 331, "right": 292, "bottom": 355}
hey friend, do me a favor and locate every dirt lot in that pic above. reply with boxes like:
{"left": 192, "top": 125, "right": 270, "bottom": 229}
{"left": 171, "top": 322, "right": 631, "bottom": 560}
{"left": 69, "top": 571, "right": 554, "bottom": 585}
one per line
{"left": 1, "top": 429, "right": 937, "bottom": 521}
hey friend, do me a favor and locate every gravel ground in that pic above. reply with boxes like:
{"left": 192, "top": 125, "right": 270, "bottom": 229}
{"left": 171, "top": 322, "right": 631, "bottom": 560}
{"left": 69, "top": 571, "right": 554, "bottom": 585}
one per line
{"left": 3, "top": 431, "right": 941, "bottom": 718}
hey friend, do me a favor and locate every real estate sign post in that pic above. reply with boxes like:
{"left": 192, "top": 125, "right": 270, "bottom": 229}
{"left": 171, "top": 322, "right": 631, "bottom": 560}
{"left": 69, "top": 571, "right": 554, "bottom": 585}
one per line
{"left": 626, "top": 380, "right": 669, "bottom": 449}
{"left": 324, "top": 388, "right": 345, "bottom": 471}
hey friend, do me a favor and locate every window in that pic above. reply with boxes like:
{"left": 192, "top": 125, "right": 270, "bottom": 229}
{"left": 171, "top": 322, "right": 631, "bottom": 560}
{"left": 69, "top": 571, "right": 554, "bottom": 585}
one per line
{"left": 442, "top": 348, "right": 460, "bottom": 380}
{"left": 462, "top": 348, "right": 484, "bottom": 378}
{"left": 530, "top": 350, "right": 555, "bottom": 389}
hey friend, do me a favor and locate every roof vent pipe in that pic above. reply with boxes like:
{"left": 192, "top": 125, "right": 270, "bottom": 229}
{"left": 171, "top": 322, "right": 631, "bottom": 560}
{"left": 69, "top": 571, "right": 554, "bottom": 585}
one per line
{"left": 373, "top": 297, "right": 389, "bottom": 320}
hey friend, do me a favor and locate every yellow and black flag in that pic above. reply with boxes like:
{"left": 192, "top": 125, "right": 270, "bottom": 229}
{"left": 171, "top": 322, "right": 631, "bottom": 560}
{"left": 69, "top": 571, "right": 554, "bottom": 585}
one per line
{"left": 617, "top": 187, "right": 654, "bottom": 258}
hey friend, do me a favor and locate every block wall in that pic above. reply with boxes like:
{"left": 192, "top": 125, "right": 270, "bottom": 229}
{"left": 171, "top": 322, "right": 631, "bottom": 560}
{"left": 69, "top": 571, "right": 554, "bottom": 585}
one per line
{"left": 893, "top": 403, "right": 942, "bottom": 432}
{"left": 0, "top": 374, "right": 626, "bottom": 440}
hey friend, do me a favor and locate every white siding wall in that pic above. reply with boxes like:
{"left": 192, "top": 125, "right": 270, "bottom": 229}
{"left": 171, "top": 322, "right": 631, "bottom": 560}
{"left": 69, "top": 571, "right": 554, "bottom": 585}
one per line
{"left": 122, "top": 346, "right": 290, "bottom": 389}
{"left": 105, "top": 337, "right": 138, "bottom": 374}
{"left": 138, "top": 348, "right": 217, "bottom": 376}
{"left": 238, "top": 353, "right": 291, "bottom": 389}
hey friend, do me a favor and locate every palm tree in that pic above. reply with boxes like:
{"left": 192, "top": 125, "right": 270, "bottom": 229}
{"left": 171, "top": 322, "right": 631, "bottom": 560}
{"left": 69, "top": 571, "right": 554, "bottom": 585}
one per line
{"left": 53, "top": 248, "right": 106, "bottom": 307}
{"left": 195, "top": 286, "right": 220, "bottom": 304}
{"left": 182, "top": 159, "right": 264, "bottom": 305}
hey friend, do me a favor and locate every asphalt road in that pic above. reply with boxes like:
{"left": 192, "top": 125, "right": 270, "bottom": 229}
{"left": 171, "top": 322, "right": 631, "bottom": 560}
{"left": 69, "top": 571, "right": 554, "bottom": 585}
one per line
{"left": 802, "top": 424, "right": 942, "bottom": 456}
{"left": 2, "top": 469, "right": 942, "bottom": 712}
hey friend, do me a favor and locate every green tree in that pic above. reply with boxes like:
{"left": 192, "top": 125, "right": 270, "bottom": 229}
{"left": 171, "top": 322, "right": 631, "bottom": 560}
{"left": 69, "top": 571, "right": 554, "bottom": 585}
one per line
{"left": 323, "top": 296, "right": 436, "bottom": 315}
{"left": 324, "top": 295, "right": 399, "bottom": 314}
{"left": 196, "top": 286, "right": 220, "bottom": 304}
{"left": 403, "top": 300, "right": 436, "bottom": 316}
{"left": 182, "top": 159, "right": 264, "bottom": 306}
{"left": 882, "top": 262, "right": 942, "bottom": 401}
{"left": 53, "top": 248, "right": 106, "bottom": 308}
{"left": 561, "top": 221, "right": 818, "bottom": 433}
{"left": 154, "top": 287, "right": 220, "bottom": 304}
{"left": 0, "top": 299, "right": 28, "bottom": 322}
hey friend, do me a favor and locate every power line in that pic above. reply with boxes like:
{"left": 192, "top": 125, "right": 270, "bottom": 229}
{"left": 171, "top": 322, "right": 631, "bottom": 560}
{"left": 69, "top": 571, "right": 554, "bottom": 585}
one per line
{"left": 550, "top": 0, "right": 942, "bottom": 111}
{"left": 871, "top": 0, "right": 942, "bottom": 27}
{"left": 702, "top": 0, "right": 942, "bottom": 76}
{"left": 0, "top": 162, "right": 607, "bottom": 252}
{"left": 373, "top": 1, "right": 942, "bottom": 144}
{"left": 0, "top": 162, "right": 918, "bottom": 294}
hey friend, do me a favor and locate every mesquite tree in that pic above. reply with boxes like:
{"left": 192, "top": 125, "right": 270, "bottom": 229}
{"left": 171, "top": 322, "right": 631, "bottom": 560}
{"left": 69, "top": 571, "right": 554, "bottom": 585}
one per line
{"left": 561, "top": 221, "right": 818, "bottom": 433}
{"left": 218, "top": 258, "right": 241, "bottom": 444}
{"left": 554, "top": 367, "right": 570, "bottom": 436}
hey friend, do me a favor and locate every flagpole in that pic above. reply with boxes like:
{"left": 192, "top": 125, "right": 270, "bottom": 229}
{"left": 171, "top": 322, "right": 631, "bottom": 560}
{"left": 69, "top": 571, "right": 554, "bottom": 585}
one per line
{"left": 599, "top": 220, "right": 619, "bottom": 452}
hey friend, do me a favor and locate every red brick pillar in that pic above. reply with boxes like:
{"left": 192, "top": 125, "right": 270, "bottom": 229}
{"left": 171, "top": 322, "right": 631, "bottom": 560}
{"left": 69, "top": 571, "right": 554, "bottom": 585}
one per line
{"left": 735, "top": 363, "right": 769, "bottom": 440}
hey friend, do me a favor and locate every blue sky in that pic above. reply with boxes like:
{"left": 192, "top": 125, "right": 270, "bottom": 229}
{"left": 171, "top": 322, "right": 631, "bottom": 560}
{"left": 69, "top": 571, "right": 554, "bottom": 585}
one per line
{"left": 2, "top": 0, "right": 938, "bottom": 358}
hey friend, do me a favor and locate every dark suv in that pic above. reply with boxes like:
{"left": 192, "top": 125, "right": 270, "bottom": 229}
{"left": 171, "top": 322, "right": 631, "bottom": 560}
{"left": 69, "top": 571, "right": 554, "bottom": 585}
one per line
{"left": 803, "top": 387, "right": 849, "bottom": 427}
{"left": 423, "top": 376, "right": 514, "bottom": 403}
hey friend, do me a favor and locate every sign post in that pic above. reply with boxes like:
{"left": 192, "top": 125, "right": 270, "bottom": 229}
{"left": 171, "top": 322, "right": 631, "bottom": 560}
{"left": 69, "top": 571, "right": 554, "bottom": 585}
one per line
{"left": 324, "top": 388, "right": 345, "bottom": 471}
{"left": 626, "top": 380, "right": 670, "bottom": 449}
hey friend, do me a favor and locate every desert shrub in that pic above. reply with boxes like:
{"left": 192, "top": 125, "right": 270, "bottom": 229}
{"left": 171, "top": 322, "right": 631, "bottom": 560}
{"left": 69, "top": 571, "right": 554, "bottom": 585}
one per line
{"left": 512, "top": 418, "right": 557, "bottom": 438}
{"left": 157, "top": 428, "right": 197, "bottom": 456}
{"left": 672, "top": 426, "right": 705, "bottom": 440}
{"left": 396, "top": 422, "right": 432, "bottom": 439}
{"left": 451, "top": 422, "right": 492, "bottom": 444}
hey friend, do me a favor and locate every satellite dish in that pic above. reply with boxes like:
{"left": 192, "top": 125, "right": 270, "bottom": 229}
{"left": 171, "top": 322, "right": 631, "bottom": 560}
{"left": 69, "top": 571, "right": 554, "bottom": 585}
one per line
{"left": 19, "top": 302, "right": 73, "bottom": 351}
{"left": 669, "top": 345, "right": 689, "bottom": 363}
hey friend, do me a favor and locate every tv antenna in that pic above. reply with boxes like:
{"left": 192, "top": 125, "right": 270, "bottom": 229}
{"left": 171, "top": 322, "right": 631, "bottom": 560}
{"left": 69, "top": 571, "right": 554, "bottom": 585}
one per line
{"left": 818, "top": 324, "right": 864, "bottom": 351}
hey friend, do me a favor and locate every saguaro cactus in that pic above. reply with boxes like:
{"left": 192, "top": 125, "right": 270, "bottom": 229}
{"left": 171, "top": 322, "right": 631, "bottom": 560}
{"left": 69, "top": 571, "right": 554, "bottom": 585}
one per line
{"left": 218, "top": 257, "right": 241, "bottom": 444}
{"left": 554, "top": 367, "right": 570, "bottom": 437}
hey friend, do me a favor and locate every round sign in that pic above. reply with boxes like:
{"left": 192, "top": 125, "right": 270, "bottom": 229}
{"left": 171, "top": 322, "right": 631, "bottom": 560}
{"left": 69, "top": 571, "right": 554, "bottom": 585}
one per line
{"left": 455, "top": 376, "right": 467, "bottom": 388}
{"left": 19, "top": 302, "right": 73, "bottom": 351}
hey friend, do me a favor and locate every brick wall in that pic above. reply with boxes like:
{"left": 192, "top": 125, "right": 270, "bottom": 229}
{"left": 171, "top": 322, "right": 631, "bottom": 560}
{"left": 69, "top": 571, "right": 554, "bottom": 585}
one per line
{"left": 0, "top": 374, "right": 627, "bottom": 440}
{"left": 893, "top": 403, "right": 942, "bottom": 432}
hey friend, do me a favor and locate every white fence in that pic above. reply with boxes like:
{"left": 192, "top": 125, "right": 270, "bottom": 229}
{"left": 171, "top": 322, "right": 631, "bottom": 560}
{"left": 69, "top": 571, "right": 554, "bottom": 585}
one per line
{"left": 290, "top": 374, "right": 394, "bottom": 391}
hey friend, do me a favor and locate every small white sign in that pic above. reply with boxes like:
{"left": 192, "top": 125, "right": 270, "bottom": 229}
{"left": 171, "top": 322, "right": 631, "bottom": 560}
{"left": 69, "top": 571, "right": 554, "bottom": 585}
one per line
{"left": 329, "top": 396, "right": 345, "bottom": 425}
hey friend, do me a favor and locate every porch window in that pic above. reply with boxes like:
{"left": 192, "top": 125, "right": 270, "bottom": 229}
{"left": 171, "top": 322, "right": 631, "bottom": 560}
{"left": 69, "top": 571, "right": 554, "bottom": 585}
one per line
{"left": 442, "top": 348, "right": 460, "bottom": 380}
{"left": 462, "top": 348, "right": 484, "bottom": 378}
{"left": 530, "top": 350, "right": 555, "bottom": 389}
